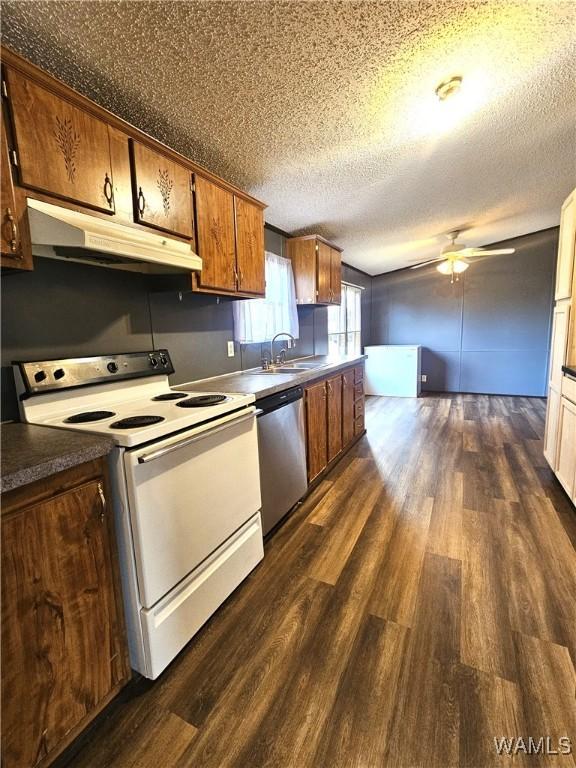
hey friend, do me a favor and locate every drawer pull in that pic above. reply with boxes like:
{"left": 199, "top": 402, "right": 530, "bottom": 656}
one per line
{"left": 103, "top": 173, "right": 114, "bottom": 208}
{"left": 5, "top": 207, "right": 19, "bottom": 255}
{"left": 137, "top": 187, "right": 146, "bottom": 216}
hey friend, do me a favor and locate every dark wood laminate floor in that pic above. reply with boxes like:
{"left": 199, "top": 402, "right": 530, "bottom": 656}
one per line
{"left": 67, "top": 394, "right": 576, "bottom": 768}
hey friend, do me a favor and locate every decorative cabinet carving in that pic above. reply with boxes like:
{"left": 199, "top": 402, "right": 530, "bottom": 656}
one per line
{"left": 5, "top": 69, "right": 115, "bottom": 214}
{"left": 286, "top": 235, "right": 343, "bottom": 305}
{"left": 304, "top": 362, "right": 365, "bottom": 484}
{"left": 130, "top": 140, "right": 193, "bottom": 239}
{"left": 1, "top": 106, "right": 32, "bottom": 269}
{"left": 1, "top": 460, "right": 130, "bottom": 768}
{"left": 192, "top": 175, "right": 265, "bottom": 297}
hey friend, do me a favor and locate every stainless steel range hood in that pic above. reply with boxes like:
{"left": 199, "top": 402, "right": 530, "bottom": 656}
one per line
{"left": 27, "top": 198, "right": 202, "bottom": 274}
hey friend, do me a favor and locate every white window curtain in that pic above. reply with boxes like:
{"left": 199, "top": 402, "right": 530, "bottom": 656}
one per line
{"left": 233, "top": 252, "right": 299, "bottom": 343}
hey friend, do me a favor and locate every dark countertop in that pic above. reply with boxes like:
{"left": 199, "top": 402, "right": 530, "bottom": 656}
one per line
{"left": 175, "top": 354, "right": 367, "bottom": 400}
{"left": 1, "top": 422, "right": 115, "bottom": 495}
{"left": 562, "top": 364, "right": 576, "bottom": 379}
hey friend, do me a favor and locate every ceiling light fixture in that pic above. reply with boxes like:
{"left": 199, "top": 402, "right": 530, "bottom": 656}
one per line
{"left": 437, "top": 257, "right": 469, "bottom": 283}
{"left": 435, "top": 76, "right": 463, "bottom": 101}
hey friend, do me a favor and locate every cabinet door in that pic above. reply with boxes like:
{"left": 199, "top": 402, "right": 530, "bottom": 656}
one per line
{"left": 131, "top": 141, "right": 193, "bottom": 238}
{"left": 1, "top": 479, "right": 127, "bottom": 768}
{"left": 234, "top": 196, "right": 265, "bottom": 295}
{"left": 287, "top": 238, "right": 316, "bottom": 304}
{"left": 6, "top": 69, "right": 115, "bottom": 213}
{"left": 549, "top": 302, "right": 571, "bottom": 390}
{"left": 305, "top": 381, "right": 328, "bottom": 483}
{"left": 544, "top": 385, "right": 562, "bottom": 469}
{"left": 317, "top": 241, "right": 332, "bottom": 303}
{"left": 194, "top": 175, "right": 236, "bottom": 292}
{"left": 330, "top": 247, "right": 342, "bottom": 304}
{"left": 327, "top": 375, "right": 343, "bottom": 462}
{"left": 342, "top": 369, "right": 355, "bottom": 446}
{"left": 1, "top": 108, "right": 32, "bottom": 269}
{"left": 556, "top": 396, "right": 576, "bottom": 498}
{"left": 555, "top": 190, "right": 575, "bottom": 301}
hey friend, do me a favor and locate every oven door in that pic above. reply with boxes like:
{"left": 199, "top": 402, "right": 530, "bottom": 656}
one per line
{"left": 123, "top": 407, "right": 261, "bottom": 608}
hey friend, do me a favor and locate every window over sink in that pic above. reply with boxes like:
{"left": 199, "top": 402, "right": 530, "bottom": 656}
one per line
{"left": 233, "top": 252, "right": 299, "bottom": 343}
{"left": 328, "top": 283, "right": 362, "bottom": 356}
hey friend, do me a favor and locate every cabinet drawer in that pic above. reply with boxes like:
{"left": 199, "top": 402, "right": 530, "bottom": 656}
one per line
{"left": 355, "top": 414, "right": 365, "bottom": 435}
{"left": 354, "top": 399, "right": 365, "bottom": 419}
{"left": 561, "top": 372, "right": 576, "bottom": 404}
{"left": 354, "top": 364, "right": 364, "bottom": 384}
{"left": 354, "top": 381, "right": 364, "bottom": 399}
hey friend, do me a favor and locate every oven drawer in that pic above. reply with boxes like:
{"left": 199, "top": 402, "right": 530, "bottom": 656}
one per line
{"left": 140, "top": 513, "right": 263, "bottom": 678}
{"left": 124, "top": 410, "right": 261, "bottom": 608}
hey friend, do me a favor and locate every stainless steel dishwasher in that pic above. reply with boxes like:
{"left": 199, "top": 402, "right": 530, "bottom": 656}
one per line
{"left": 256, "top": 386, "right": 308, "bottom": 535}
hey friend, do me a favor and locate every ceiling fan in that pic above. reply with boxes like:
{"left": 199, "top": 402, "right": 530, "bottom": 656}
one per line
{"left": 410, "top": 231, "right": 515, "bottom": 282}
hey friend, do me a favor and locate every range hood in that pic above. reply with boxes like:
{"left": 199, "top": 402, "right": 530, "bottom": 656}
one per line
{"left": 27, "top": 198, "right": 202, "bottom": 274}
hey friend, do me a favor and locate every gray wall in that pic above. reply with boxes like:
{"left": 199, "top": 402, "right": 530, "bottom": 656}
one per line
{"left": 1, "top": 227, "right": 328, "bottom": 421}
{"left": 370, "top": 228, "right": 557, "bottom": 396}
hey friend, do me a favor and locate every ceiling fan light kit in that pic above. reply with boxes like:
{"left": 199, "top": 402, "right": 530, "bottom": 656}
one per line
{"left": 410, "top": 230, "right": 516, "bottom": 280}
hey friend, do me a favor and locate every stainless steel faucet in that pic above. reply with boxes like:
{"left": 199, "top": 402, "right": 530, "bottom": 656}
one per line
{"left": 268, "top": 332, "right": 296, "bottom": 367}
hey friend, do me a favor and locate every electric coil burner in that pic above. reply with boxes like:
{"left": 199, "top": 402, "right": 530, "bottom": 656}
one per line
{"left": 110, "top": 415, "right": 165, "bottom": 429}
{"left": 66, "top": 410, "right": 116, "bottom": 423}
{"left": 152, "top": 393, "right": 188, "bottom": 401}
{"left": 177, "top": 394, "right": 228, "bottom": 408}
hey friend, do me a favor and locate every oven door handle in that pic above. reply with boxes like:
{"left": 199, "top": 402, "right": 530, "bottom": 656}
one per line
{"left": 136, "top": 411, "right": 255, "bottom": 464}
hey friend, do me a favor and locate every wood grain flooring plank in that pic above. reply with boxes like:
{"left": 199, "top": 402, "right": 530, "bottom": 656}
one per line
{"left": 427, "top": 471, "right": 463, "bottom": 561}
{"left": 306, "top": 457, "right": 374, "bottom": 528}
{"left": 384, "top": 552, "right": 462, "bottom": 768}
{"left": 459, "top": 664, "right": 529, "bottom": 768}
{"left": 312, "top": 614, "right": 410, "bottom": 768}
{"left": 461, "top": 508, "right": 518, "bottom": 681}
{"left": 513, "top": 632, "right": 576, "bottom": 768}
{"left": 368, "top": 494, "right": 434, "bottom": 626}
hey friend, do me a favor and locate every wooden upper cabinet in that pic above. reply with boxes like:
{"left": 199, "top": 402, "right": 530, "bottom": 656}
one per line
{"left": 5, "top": 69, "right": 115, "bottom": 214}
{"left": 287, "top": 235, "right": 343, "bottom": 305}
{"left": 234, "top": 196, "right": 265, "bottom": 296}
{"left": 1, "top": 107, "right": 32, "bottom": 269}
{"left": 130, "top": 140, "right": 193, "bottom": 239}
{"left": 317, "top": 241, "right": 332, "bottom": 303}
{"left": 330, "top": 247, "right": 342, "bottom": 304}
{"left": 194, "top": 175, "right": 236, "bottom": 292}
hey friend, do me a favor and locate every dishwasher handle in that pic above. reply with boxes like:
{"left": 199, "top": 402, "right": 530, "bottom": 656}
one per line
{"left": 256, "top": 386, "right": 303, "bottom": 416}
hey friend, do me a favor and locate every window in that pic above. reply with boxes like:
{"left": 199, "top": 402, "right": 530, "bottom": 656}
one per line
{"left": 328, "top": 283, "right": 362, "bottom": 356}
{"left": 233, "top": 252, "right": 299, "bottom": 343}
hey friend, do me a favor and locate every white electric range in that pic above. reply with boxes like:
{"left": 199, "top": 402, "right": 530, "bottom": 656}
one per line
{"left": 14, "top": 350, "right": 264, "bottom": 679}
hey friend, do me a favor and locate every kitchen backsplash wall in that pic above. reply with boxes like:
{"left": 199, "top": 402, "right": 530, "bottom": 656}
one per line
{"left": 1, "top": 227, "right": 327, "bottom": 421}
{"left": 370, "top": 228, "right": 558, "bottom": 396}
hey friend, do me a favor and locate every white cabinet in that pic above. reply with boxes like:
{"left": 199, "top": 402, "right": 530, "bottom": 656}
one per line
{"left": 555, "top": 189, "right": 576, "bottom": 301}
{"left": 548, "top": 302, "right": 571, "bottom": 389}
{"left": 544, "top": 386, "right": 562, "bottom": 469}
{"left": 556, "top": 395, "right": 576, "bottom": 500}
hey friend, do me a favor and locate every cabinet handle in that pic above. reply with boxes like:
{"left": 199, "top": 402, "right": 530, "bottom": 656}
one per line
{"left": 103, "top": 173, "right": 114, "bottom": 208}
{"left": 137, "top": 187, "right": 146, "bottom": 217}
{"left": 5, "top": 208, "right": 19, "bottom": 255}
{"left": 97, "top": 482, "right": 106, "bottom": 521}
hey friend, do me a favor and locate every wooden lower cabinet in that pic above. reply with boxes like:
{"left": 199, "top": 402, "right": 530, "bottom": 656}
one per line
{"left": 557, "top": 394, "right": 576, "bottom": 500}
{"left": 1, "top": 459, "right": 130, "bottom": 768}
{"left": 327, "top": 375, "right": 343, "bottom": 462}
{"left": 305, "top": 380, "right": 328, "bottom": 483}
{"left": 304, "top": 363, "right": 365, "bottom": 484}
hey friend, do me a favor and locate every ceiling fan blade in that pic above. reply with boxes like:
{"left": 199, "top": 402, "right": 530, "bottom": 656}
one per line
{"left": 466, "top": 247, "right": 516, "bottom": 258}
{"left": 409, "top": 258, "right": 444, "bottom": 270}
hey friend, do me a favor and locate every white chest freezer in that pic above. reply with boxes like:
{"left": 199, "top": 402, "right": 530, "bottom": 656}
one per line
{"left": 365, "top": 345, "right": 422, "bottom": 397}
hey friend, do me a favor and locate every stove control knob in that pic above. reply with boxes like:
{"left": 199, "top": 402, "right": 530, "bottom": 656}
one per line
{"left": 149, "top": 356, "right": 159, "bottom": 368}
{"left": 159, "top": 353, "right": 168, "bottom": 366}
{"left": 107, "top": 361, "right": 119, "bottom": 374}
{"left": 53, "top": 368, "right": 65, "bottom": 380}
{"left": 34, "top": 370, "right": 47, "bottom": 383}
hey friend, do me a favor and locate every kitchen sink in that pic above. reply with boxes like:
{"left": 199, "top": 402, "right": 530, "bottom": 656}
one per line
{"left": 252, "top": 361, "right": 329, "bottom": 374}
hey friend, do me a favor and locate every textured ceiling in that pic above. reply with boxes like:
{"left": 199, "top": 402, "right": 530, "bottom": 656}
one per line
{"left": 2, "top": 1, "right": 575, "bottom": 274}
